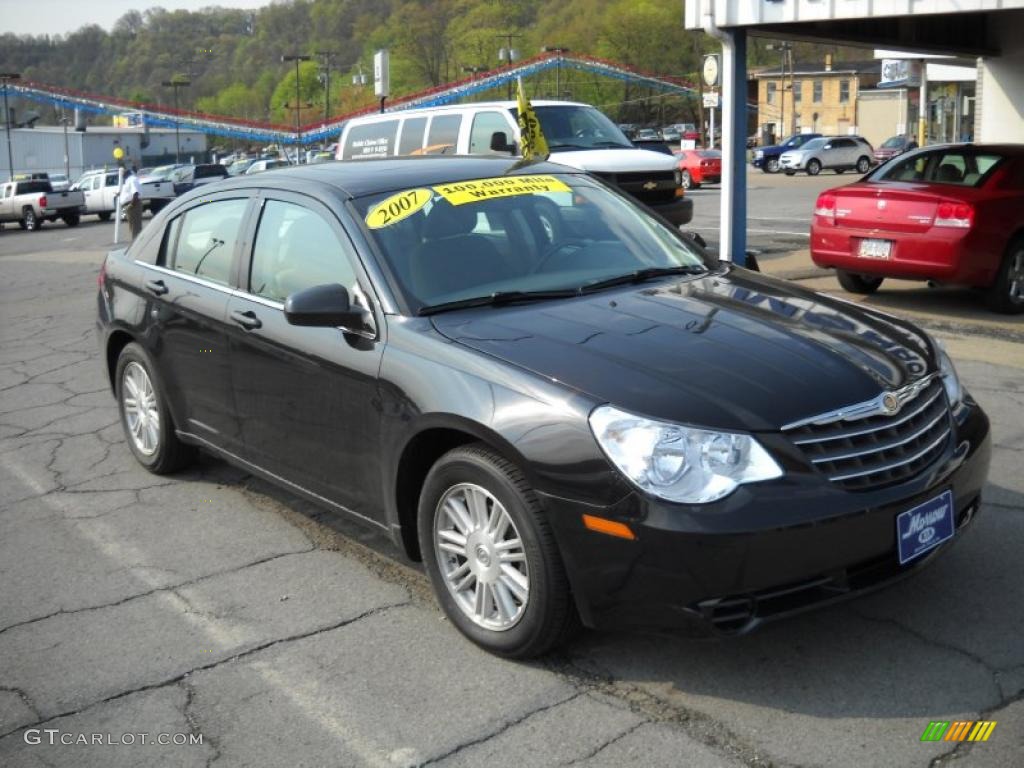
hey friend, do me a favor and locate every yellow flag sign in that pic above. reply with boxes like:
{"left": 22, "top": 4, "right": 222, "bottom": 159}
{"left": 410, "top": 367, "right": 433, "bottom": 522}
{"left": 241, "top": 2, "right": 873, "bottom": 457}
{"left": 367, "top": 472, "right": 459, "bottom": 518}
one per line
{"left": 516, "top": 78, "right": 549, "bottom": 160}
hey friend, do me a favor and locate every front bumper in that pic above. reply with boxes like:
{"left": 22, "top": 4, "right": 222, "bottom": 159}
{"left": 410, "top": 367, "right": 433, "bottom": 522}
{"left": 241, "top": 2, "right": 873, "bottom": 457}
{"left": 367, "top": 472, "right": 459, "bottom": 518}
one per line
{"left": 649, "top": 195, "right": 694, "bottom": 226}
{"left": 779, "top": 155, "right": 805, "bottom": 170}
{"left": 542, "top": 401, "right": 990, "bottom": 634}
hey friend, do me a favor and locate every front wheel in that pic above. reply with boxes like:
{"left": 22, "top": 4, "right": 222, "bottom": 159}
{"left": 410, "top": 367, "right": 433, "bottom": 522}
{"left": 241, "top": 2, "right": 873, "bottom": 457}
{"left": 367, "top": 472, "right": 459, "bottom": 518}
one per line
{"left": 418, "top": 444, "right": 578, "bottom": 658}
{"left": 986, "top": 238, "right": 1024, "bottom": 314}
{"left": 765, "top": 157, "right": 780, "bottom": 173}
{"left": 837, "top": 270, "right": 884, "bottom": 294}
{"left": 115, "top": 343, "right": 196, "bottom": 473}
{"left": 680, "top": 170, "right": 693, "bottom": 189}
{"left": 856, "top": 156, "right": 872, "bottom": 173}
{"left": 806, "top": 159, "right": 822, "bottom": 176}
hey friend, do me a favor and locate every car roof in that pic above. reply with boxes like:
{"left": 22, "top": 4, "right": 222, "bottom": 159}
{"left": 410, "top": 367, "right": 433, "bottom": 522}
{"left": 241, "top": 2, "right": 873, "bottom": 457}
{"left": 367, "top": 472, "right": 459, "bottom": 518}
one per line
{"left": 214, "top": 155, "right": 581, "bottom": 198}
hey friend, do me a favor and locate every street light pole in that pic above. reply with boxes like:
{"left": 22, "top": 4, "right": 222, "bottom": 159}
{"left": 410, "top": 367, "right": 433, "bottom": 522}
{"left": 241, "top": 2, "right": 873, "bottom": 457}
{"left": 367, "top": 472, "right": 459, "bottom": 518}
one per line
{"left": 496, "top": 34, "right": 522, "bottom": 100}
{"left": 161, "top": 77, "right": 191, "bottom": 164}
{"left": 282, "top": 54, "right": 312, "bottom": 162}
{"left": 542, "top": 46, "right": 570, "bottom": 99}
{"left": 1, "top": 72, "right": 21, "bottom": 182}
{"left": 61, "top": 115, "right": 70, "bottom": 177}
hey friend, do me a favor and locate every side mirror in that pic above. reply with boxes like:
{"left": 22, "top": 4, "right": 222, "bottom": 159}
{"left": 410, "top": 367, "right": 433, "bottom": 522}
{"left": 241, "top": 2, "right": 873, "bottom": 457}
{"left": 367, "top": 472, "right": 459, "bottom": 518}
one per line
{"left": 490, "top": 131, "right": 517, "bottom": 155}
{"left": 284, "top": 283, "right": 372, "bottom": 334}
{"left": 823, "top": 143, "right": 832, "bottom": 150}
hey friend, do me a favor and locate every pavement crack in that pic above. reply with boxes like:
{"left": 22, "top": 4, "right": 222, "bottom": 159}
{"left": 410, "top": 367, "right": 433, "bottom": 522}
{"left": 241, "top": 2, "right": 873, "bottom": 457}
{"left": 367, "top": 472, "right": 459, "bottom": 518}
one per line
{"left": 562, "top": 720, "right": 645, "bottom": 766}
{"left": 420, "top": 691, "right": 584, "bottom": 766}
{"left": 178, "top": 678, "right": 221, "bottom": 768}
{"left": 0, "top": 547, "right": 315, "bottom": 637}
{"left": 0, "top": 685, "right": 41, "bottom": 719}
{"left": 0, "top": 600, "right": 410, "bottom": 741}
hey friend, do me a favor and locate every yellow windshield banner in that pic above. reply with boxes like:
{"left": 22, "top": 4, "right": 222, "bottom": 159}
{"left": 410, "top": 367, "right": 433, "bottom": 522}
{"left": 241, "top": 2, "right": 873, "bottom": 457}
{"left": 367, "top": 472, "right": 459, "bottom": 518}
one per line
{"left": 432, "top": 175, "right": 570, "bottom": 206}
{"left": 364, "top": 187, "right": 432, "bottom": 229}
{"left": 516, "top": 77, "right": 549, "bottom": 160}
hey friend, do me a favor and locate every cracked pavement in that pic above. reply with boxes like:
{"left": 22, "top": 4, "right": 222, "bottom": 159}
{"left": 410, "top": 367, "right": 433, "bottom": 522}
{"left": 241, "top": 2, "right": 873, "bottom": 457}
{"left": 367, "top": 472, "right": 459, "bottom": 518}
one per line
{"left": 1, "top": 222, "right": 1022, "bottom": 767}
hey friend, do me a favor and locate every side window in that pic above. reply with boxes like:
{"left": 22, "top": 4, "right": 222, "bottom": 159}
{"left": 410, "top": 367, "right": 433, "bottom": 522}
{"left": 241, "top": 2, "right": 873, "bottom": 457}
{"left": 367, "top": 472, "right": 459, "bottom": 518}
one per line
{"left": 169, "top": 199, "right": 248, "bottom": 285}
{"left": 343, "top": 120, "right": 399, "bottom": 160}
{"left": 426, "top": 115, "right": 462, "bottom": 152}
{"left": 105, "top": 173, "right": 119, "bottom": 187}
{"left": 397, "top": 117, "right": 428, "bottom": 155}
{"left": 248, "top": 200, "right": 358, "bottom": 304}
{"left": 469, "top": 111, "right": 513, "bottom": 154}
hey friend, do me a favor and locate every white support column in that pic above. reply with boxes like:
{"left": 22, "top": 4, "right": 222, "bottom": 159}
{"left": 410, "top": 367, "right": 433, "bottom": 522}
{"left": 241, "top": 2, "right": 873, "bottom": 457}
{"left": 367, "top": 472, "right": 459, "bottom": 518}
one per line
{"left": 718, "top": 27, "right": 748, "bottom": 266}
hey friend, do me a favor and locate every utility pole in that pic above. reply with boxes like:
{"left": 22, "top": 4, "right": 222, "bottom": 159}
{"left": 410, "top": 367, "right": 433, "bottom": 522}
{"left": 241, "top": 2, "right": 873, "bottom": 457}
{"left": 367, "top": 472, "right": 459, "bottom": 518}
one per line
{"left": 316, "top": 50, "right": 337, "bottom": 125}
{"left": 282, "top": 54, "right": 312, "bottom": 159}
{"left": 161, "top": 76, "right": 191, "bottom": 164}
{"left": 542, "top": 46, "right": 570, "bottom": 99}
{"left": 1, "top": 72, "right": 20, "bottom": 182}
{"left": 61, "top": 114, "right": 70, "bottom": 177}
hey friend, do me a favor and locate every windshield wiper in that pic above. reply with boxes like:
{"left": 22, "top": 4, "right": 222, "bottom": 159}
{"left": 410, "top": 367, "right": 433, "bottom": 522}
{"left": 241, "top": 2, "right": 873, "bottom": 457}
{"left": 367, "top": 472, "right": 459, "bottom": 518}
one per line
{"left": 418, "top": 289, "right": 579, "bottom": 316}
{"left": 580, "top": 265, "right": 707, "bottom": 294}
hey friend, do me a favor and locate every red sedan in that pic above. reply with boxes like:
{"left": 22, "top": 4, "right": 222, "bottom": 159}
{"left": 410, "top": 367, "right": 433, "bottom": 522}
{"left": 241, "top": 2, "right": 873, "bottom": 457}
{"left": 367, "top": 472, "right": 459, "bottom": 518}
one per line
{"left": 811, "top": 144, "right": 1024, "bottom": 313}
{"left": 674, "top": 149, "right": 721, "bottom": 189}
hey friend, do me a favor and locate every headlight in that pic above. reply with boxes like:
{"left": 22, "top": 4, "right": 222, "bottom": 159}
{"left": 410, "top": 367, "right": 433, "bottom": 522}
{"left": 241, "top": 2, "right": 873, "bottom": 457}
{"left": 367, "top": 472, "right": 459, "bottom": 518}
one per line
{"left": 933, "top": 340, "right": 964, "bottom": 407}
{"left": 755, "top": 149, "right": 763, "bottom": 158}
{"left": 588, "top": 405, "right": 783, "bottom": 504}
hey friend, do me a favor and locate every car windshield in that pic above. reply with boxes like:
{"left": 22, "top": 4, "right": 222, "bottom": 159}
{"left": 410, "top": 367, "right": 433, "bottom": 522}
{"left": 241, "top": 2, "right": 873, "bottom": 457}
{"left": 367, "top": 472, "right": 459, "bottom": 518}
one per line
{"left": 798, "top": 138, "right": 827, "bottom": 151}
{"left": 508, "top": 106, "right": 634, "bottom": 151}
{"left": 353, "top": 173, "right": 708, "bottom": 314}
{"left": 881, "top": 136, "right": 905, "bottom": 149}
{"left": 784, "top": 134, "right": 812, "bottom": 147}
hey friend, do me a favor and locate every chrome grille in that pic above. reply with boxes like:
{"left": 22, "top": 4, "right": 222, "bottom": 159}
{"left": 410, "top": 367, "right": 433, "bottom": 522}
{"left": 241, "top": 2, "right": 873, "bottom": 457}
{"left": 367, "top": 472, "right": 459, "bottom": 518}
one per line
{"left": 783, "top": 377, "right": 952, "bottom": 491}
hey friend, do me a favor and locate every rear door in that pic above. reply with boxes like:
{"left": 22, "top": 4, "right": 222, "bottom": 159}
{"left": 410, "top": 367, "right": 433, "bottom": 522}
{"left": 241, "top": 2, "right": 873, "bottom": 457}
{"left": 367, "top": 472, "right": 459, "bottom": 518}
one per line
{"left": 137, "top": 193, "right": 255, "bottom": 450}
{"left": 225, "top": 192, "right": 386, "bottom": 520}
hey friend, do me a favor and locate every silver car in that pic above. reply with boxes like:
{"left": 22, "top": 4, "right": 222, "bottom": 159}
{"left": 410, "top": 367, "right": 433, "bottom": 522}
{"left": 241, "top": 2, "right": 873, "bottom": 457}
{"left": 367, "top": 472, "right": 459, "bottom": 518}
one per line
{"left": 779, "top": 136, "right": 874, "bottom": 176}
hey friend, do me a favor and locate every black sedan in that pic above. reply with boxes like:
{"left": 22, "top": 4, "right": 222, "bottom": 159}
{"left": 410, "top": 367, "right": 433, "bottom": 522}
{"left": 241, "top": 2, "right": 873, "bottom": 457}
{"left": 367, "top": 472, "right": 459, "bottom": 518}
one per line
{"left": 96, "top": 156, "right": 991, "bottom": 658}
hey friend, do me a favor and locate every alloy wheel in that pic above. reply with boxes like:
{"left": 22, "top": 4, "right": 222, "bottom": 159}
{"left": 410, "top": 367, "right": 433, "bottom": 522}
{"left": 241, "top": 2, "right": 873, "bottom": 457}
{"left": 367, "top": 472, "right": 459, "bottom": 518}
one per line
{"left": 433, "top": 483, "right": 529, "bottom": 631}
{"left": 121, "top": 361, "right": 160, "bottom": 456}
{"left": 1009, "top": 249, "right": 1024, "bottom": 305}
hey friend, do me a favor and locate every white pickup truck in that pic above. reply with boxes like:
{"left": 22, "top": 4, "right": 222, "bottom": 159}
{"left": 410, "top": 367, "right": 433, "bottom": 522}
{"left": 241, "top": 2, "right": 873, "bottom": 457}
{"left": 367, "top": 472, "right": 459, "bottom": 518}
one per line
{"left": 0, "top": 179, "right": 85, "bottom": 230}
{"left": 74, "top": 170, "right": 177, "bottom": 221}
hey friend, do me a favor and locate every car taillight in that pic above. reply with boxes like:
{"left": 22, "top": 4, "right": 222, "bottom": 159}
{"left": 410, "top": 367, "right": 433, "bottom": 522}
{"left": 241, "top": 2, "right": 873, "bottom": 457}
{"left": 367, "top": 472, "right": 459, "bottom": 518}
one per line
{"left": 813, "top": 193, "right": 837, "bottom": 223}
{"left": 934, "top": 200, "right": 973, "bottom": 229}
{"left": 39, "top": 195, "right": 47, "bottom": 209}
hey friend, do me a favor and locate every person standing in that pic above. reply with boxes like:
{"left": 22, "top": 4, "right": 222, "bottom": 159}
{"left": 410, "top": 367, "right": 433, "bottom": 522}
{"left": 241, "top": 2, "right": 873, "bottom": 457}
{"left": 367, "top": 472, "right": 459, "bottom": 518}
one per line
{"left": 124, "top": 166, "right": 143, "bottom": 240}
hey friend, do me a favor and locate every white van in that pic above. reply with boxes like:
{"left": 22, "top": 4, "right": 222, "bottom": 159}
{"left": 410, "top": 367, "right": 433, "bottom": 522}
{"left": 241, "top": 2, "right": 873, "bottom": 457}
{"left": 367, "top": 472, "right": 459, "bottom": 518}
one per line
{"left": 335, "top": 101, "right": 692, "bottom": 226}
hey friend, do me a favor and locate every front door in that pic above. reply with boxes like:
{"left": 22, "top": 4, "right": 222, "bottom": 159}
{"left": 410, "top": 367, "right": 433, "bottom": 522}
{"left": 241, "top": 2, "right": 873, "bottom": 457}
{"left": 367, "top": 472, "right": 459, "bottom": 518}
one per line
{"left": 225, "top": 194, "right": 385, "bottom": 522}
{"left": 141, "top": 194, "right": 253, "bottom": 451}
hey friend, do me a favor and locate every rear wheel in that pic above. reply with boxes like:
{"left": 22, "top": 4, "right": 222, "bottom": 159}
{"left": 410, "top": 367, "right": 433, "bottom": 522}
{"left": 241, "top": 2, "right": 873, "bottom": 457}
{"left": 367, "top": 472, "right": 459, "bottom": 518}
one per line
{"left": 986, "top": 237, "right": 1024, "bottom": 314}
{"left": 856, "top": 156, "right": 872, "bottom": 173}
{"left": 418, "top": 444, "right": 578, "bottom": 658}
{"left": 22, "top": 207, "right": 40, "bottom": 231}
{"left": 806, "top": 159, "right": 822, "bottom": 176}
{"left": 97, "top": 211, "right": 112, "bottom": 222}
{"left": 680, "top": 170, "right": 694, "bottom": 189}
{"left": 837, "top": 270, "right": 884, "bottom": 294}
{"left": 115, "top": 343, "right": 196, "bottom": 474}
{"left": 765, "top": 157, "right": 780, "bottom": 173}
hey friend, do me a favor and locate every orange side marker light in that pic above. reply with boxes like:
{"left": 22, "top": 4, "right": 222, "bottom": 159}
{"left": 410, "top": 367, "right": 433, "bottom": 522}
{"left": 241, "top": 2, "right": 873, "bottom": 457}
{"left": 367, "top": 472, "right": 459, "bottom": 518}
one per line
{"left": 582, "top": 514, "right": 636, "bottom": 540}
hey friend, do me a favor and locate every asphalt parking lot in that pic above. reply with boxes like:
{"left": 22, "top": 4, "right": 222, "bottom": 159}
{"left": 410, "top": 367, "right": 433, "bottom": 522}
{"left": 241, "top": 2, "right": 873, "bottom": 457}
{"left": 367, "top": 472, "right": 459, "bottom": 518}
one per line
{"left": 0, "top": 211, "right": 1022, "bottom": 768}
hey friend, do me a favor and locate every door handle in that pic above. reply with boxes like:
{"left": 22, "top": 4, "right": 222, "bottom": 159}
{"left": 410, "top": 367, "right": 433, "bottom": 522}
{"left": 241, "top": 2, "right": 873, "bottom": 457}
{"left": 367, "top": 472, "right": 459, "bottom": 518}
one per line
{"left": 230, "top": 309, "right": 262, "bottom": 330}
{"left": 144, "top": 279, "right": 168, "bottom": 296}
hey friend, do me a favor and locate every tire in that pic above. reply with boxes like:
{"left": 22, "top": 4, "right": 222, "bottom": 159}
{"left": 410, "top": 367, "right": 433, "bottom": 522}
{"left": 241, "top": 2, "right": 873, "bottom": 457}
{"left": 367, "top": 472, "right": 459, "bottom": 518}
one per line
{"left": 97, "top": 211, "right": 112, "bottom": 222}
{"left": 765, "top": 157, "right": 780, "bottom": 173}
{"left": 150, "top": 200, "right": 167, "bottom": 215}
{"left": 837, "top": 270, "right": 884, "bottom": 294}
{"left": 784, "top": 170, "right": 796, "bottom": 176}
{"left": 115, "top": 342, "right": 196, "bottom": 474}
{"left": 681, "top": 170, "right": 693, "bottom": 190}
{"left": 22, "top": 207, "right": 40, "bottom": 231}
{"left": 835, "top": 168, "right": 845, "bottom": 174}
{"left": 806, "top": 159, "right": 822, "bottom": 176}
{"left": 62, "top": 213, "right": 80, "bottom": 227}
{"left": 856, "top": 156, "right": 871, "bottom": 173}
{"left": 418, "top": 444, "right": 578, "bottom": 658}
{"left": 986, "top": 237, "right": 1024, "bottom": 314}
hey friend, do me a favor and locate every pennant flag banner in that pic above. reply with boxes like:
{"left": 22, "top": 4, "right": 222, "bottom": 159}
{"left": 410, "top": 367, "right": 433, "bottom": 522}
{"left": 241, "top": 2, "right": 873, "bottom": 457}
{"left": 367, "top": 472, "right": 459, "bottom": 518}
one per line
{"left": 8, "top": 53, "right": 701, "bottom": 147}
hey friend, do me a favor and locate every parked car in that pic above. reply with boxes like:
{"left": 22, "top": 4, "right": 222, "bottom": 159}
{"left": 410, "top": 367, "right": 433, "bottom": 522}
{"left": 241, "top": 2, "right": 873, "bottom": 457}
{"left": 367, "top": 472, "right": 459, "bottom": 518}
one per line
{"left": 874, "top": 135, "right": 919, "bottom": 164}
{"left": 139, "top": 164, "right": 188, "bottom": 184}
{"left": 336, "top": 101, "right": 691, "bottom": 226}
{"left": 752, "top": 133, "right": 822, "bottom": 173}
{"left": 0, "top": 179, "right": 84, "bottom": 230}
{"left": 97, "top": 156, "right": 990, "bottom": 657}
{"left": 227, "top": 158, "right": 257, "bottom": 176}
{"left": 171, "top": 163, "right": 230, "bottom": 196}
{"left": 244, "top": 159, "right": 291, "bottom": 174}
{"left": 660, "top": 127, "right": 682, "bottom": 142}
{"left": 633, "top": 128, "right": 660, "bottom": 141}
{"left": 780, "top": 136, "right": 874, "bottom": 176}
{"left": 75, "top": 169, "right": 177, "bottom": 219}
{"left": 674, "top": 149, "right": 721, "bottom": 189}
{"left": 48, "top": 173, "right": 70, "bottom": 192}
{"left": 811, "top": 143, "right": 1024, "bottom": 313}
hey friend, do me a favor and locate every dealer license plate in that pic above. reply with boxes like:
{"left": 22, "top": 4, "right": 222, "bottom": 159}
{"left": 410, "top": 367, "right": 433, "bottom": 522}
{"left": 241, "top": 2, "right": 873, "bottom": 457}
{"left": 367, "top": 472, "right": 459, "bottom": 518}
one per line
{"left": 858, "top": 239, "right": 892, "bottom": 259}
{"left": 896, "top": 490, "right": 955, "bottom": 565}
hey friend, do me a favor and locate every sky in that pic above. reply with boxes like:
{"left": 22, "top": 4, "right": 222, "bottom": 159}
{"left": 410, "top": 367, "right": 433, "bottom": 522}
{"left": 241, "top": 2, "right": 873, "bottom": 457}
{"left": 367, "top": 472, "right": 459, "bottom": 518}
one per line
{"left": 0, "top": 0, "right": 276, "bottom": 36}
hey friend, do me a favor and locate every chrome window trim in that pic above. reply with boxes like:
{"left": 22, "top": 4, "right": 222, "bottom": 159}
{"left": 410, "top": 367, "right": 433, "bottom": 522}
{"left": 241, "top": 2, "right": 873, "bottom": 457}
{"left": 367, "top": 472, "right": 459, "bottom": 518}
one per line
{"left": 782, "top": 373, "right": 939, "bottom": 432}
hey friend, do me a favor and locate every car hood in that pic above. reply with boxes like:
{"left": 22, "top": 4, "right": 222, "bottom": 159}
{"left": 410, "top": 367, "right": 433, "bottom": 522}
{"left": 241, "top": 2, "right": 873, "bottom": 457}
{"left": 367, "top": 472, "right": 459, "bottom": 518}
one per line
{"left": 549, "top": 148, "right": 677, "bottom": 173}
{"left": 429, "top": 269, "right": 935, "bottom": 432}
